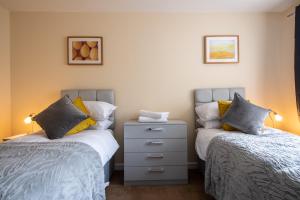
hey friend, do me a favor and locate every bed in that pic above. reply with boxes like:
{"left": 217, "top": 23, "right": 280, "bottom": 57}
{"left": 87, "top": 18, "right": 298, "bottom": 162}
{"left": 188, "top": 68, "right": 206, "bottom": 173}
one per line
{"left": 194, "top": 88, "right": 300, "bottom": 200}
{"left": 61, "top": 89, "right": 118, "bottom": 184}
{"left": 0, "top": 89, "right": 119, "bottom": 200}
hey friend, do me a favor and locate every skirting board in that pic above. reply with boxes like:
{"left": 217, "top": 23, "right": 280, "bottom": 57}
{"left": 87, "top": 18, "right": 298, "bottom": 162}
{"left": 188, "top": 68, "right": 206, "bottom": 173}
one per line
{"left": 114, "top": 162, "right": 199, "bottom": 171}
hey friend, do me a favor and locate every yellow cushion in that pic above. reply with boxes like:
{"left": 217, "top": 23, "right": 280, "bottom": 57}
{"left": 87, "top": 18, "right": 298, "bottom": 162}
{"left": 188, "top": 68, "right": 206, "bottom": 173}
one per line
{"left": 218, "top": 100, "right": 238, "bottom": 131}
{"left": 66, "top": 97, "right": 96, "bottom": 136}
{"left": 66, "top": 118, "right": 96, "bottom": 136}
{"left": 73, "top": 96, "right": 89, "bottom": 114}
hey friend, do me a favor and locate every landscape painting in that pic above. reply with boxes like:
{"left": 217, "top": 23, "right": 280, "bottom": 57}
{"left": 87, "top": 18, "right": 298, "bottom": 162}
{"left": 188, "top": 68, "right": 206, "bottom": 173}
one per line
{"left": 204, "top": 35, "right": 239, "bottom": 64}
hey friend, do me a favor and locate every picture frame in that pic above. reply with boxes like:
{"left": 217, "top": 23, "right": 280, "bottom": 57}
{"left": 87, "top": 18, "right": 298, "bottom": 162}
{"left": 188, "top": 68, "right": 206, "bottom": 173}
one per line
{"left": 67, "top": 36, "right": 103, "bottom": 65}
{"left": 204, "top": 35, "right": 239, "bottom": 64}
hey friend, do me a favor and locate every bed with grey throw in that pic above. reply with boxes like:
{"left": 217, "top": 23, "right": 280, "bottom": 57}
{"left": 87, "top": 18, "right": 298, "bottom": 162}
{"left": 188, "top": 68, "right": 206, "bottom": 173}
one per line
{"left": 0, "top": 142, "right": 105, "bottom": 200}
{"left": 205, "top": 131, "right": 300, "bottom": 200}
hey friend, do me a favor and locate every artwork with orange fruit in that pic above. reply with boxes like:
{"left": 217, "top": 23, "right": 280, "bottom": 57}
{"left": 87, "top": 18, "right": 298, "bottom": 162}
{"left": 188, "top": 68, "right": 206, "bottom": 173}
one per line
{"left": 68, "top": 37, "right": 103, "bottom": 65}
{"left": 204, "top": 36, "right": 239, "bottom": 64}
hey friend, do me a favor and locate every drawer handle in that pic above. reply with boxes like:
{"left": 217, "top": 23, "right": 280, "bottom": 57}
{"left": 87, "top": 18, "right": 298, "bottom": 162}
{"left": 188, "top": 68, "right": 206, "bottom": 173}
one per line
{"left": 148, "top": 167, "right": 165, "bottom": 173}
{"left": 147, "top": 153, "right": 164, "bottom": 159}
{"left": 146, "top": 141, "right": 164, "bottom": 145}
{"left": 146, "top": 128, "right": 164, "bottom": 132}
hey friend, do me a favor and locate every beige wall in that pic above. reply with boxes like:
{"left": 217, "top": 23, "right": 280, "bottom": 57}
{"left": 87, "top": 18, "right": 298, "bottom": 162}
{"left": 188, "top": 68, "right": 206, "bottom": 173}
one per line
{"left": 11, "top": 12, "right": 283, "bottom": 163}
{"left": 0, "top": 5, "right": 11, "bottom": 139}
{"left": 264, "top": 1, "right": 300, "bottom": 135}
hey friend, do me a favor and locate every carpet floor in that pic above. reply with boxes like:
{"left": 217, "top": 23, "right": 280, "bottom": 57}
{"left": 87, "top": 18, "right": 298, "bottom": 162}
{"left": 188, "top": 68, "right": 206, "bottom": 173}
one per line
{"left": 106, "top": 170, "right": 215, "bottom": 200}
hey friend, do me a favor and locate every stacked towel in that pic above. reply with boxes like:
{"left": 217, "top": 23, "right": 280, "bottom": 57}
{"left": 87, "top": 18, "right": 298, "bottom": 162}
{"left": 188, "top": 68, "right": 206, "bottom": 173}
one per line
{"left": 138, "top": 110, "right": 169, "bottom": 123}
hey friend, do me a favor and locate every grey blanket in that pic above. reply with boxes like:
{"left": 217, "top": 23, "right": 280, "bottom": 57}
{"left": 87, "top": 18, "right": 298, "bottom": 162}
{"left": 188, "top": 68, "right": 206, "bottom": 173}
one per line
{"left": 205, "top": 131, "right": 300, "bottom": 200}
{"left": 0, "top": 142, "right": 105, "bottom": 200}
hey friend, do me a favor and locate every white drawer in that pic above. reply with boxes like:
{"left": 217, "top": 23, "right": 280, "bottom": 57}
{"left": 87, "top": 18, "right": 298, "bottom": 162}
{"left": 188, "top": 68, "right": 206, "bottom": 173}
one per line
{"left": 124, "top": 124, "right": 186, "bottom": 139}
{"left": 124, "top": 138, "right": 187, "bottom": 153}
{"left": 124, "top": 152, "right": 187, "bottom": 166}
{"left": 124, "top": 166, "right": 187, "bottom": 181}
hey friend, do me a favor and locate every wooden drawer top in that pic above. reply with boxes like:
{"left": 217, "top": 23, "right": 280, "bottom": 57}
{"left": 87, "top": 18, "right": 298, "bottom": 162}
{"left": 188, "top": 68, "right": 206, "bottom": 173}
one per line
{"left": 124, "top": 120, "right": 187, "bottom": 126}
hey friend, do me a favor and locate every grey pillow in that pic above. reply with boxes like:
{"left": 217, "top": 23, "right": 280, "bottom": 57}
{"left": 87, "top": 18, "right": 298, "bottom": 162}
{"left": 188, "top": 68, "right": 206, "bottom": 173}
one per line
{"left": 221, "top": 93, "right": 270, "bottom": 135}
{"left": 33, "top": 96, "right": 88, "bottom": 139}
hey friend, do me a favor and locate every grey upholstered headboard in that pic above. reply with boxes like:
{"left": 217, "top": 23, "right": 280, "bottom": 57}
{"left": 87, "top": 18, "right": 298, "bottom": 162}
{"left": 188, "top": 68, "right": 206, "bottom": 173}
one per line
{"left": 194, "top": 87, "right": 245, "bottom": 128}
{"left": 61, "top": 89, "right": 115, "bottom": 130}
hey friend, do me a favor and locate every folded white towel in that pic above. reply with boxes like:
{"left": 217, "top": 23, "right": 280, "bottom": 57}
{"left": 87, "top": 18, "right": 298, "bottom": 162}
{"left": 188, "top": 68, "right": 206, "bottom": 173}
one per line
{"left": 139, "top": 110, "right": 169, "bottom": 119}
{"left": 138, "top": 116, "right": 168, "bottom": 123}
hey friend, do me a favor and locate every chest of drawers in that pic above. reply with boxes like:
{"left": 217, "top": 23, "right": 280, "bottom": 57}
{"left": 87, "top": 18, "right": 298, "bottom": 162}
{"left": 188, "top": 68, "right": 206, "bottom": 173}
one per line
{"left": 124, "top": 120, "right": 188, "bottom": 185}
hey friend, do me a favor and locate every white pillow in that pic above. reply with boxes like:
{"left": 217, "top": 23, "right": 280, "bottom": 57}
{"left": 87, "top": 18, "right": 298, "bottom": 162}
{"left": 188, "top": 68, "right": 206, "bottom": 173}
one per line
{"left": 90, "top": 120, "right": 113, "bottom": 130}
{"left": 195, "top": 102, "right": 220, "bottom": 122}
{"left": 197, "top": 118, "right": 221, "bottom": 129}
{"left": 83, "top": 101, "right": 117, "bottom": 121}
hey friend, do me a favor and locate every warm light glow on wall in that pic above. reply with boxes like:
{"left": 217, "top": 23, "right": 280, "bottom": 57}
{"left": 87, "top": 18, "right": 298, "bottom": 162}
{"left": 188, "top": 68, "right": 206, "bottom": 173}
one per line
{"left": 24, "top": 116, "right": 32, "bottom": 124}
{"left": 274, "top": 114, "right": 283, "bottom": 122}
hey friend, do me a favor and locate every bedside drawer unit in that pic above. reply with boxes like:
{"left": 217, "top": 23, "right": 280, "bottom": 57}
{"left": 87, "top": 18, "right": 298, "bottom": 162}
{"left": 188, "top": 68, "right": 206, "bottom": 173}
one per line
{"left": 124, "top": 120, "right": 188, "bottom": 185}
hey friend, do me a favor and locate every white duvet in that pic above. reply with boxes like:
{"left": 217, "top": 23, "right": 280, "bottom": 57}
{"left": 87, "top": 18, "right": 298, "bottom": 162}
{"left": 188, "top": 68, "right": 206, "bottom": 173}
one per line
{"left": 195, "top": 127, "right": 280, "bottom": 161}
{"left": 195, "top": 128, "right": 231, "bottom": 161}
{"left": 6, "top": 129, "right": 119, "bottom": 167}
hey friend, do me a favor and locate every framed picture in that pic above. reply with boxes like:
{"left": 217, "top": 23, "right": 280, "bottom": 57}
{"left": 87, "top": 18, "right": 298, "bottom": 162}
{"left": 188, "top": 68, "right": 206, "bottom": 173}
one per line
{"left": 204, "top": 35, "right": 239, "bottom": 64}
{"left": 68, "top": 36, "right": 103, "bottom": 65}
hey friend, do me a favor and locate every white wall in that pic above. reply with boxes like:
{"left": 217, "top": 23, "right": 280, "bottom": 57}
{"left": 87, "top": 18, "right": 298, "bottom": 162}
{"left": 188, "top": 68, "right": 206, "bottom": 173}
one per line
{"left": 0, "top": 5, "right": 11, "bottom": 139}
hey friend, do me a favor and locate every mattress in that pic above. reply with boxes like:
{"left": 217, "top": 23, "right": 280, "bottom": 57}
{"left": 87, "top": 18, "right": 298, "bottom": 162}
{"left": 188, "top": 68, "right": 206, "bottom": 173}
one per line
{"left": 195, "top": 128, "right": 244, "bottom": 161}
{"left": 7, "top": 129, "right": 119, "bottom": 167}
